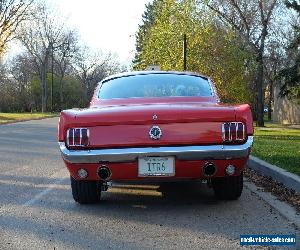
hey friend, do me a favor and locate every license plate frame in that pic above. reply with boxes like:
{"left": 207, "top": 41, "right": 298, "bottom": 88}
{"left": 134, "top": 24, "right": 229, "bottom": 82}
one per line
{"left": 138, "top": 156, "right": 175, "bottom": 177}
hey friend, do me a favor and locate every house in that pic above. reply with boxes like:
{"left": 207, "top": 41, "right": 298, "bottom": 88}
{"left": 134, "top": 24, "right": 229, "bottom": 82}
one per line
{"left": 273, "top": 85, "right": 300, "bottom": 124}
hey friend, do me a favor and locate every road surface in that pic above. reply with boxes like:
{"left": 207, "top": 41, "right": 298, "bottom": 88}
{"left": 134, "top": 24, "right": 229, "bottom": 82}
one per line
{"left": 0, "top": 118, "right": 298, "bottom": 249}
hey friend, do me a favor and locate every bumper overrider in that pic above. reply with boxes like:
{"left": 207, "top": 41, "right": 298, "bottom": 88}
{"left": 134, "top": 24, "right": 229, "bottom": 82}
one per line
{"left": 59, "top": 136, "right": 253, "bottom": 164}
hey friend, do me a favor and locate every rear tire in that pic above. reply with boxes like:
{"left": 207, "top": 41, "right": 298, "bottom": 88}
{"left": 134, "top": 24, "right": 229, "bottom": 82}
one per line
{"left": 212, "top": 172, "right": 243, "bottom": 200}
{"left": 70, "top": 176, "right": 102, "bottom": 204}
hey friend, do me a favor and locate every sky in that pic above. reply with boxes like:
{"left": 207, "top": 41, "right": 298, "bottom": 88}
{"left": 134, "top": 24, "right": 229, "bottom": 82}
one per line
{"left": 6, "top": 0, "right": 151, "bottom": 66}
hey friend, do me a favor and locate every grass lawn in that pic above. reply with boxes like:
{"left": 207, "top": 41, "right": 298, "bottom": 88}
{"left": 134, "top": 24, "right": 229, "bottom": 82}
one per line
{"left": 252, "top": 122, "right": 300, "bottom": 176}
{"left": 0, "top": 112, "right": 58, "bottom": 124}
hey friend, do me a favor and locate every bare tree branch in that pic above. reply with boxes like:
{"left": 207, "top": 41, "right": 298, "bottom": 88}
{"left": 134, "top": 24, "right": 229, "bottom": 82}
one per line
{"left": 0, "top": 0, "right": 34, "bottom": 56}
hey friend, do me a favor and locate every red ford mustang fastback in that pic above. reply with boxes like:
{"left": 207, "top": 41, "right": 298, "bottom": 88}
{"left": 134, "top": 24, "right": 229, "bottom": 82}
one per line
{"left": 58, "top": 71, "right": 253, "bottom": 204}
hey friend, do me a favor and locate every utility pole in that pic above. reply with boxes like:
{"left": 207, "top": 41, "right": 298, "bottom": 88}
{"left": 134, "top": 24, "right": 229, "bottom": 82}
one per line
{"left": 183, "top": 34, "right": 187, "bottom": 71}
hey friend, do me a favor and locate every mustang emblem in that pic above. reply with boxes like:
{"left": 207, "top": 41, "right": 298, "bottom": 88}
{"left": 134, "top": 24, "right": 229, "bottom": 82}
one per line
{"left": 152, "top": 114, "right": 158, "bottom": 120}
{"left": 149, "top": 125, "right": 162, "bottom": 140}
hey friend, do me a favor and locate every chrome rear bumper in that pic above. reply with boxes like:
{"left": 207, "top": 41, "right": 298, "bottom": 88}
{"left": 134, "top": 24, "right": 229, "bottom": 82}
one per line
{"left": 59, "top": 136, "right": 253, "bottom": 164}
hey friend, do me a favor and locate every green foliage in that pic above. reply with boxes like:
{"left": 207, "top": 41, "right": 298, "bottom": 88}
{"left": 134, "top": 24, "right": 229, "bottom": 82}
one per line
{"left": 30, "top": 74, "right": 84, "bottom": 111}
{"left": 63, "top": 76, "right": 84, "bottom": 108}
{"left": 0, "top": 73, "right": 85, "bottom": 112}
{"left": 278, "top": 0, "right": 300, "bottom": 104}
{"left": 133, "top": 0, "right": 164, "bottom": 66}
{"left": 278, "top": 62, "right": 300, "bottom": 104}
{"left": 0, "top": 81, "right": 33, "bottom": 113}
{"left": 133, "top": 0, "right": 254, "bottom": 104}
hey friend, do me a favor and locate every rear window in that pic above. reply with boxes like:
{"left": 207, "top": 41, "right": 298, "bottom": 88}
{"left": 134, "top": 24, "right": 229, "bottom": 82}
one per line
{"left": 98, "top": 73, "right": 212, "bottom": 100}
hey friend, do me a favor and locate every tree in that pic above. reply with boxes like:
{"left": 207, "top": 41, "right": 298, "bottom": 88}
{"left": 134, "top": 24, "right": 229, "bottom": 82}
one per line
{"left": 206, "top": 0, "right": 278, "bottom": 126}
{"left": 133, "top": 0, "right": 163, "bottom": 68}
{"left": 54, "top": 30, "right": 79, "bottom": 111}
{"left": 0, "top": 1, "right": 124, "bottom": 112}
{"left": 0, "top": 0, "right": 33, "bottom": 58}
{"left": 0, "top": 57, "right": 33, "bottom": 112}
{"left": 18, "top": 3, "right": 71, "bottom": 112}
{"left": 0, "top": 63, "right": 12, "bottom": 111}
{"left": 133, "top": 0, "right": 253, "bottom": 103}
{"left": 278, "top": 0, "right": 300, "bottom": 104}
{"left": 73, "top": 46, "right": 100, "bottom": 105}
{"left": 74, "top": 47, "right": 121, "bottom": 106}
{"left": 263, "top": 39, "right": 286, "bottom": 120}
{"left": 9, "top": 52, "right": 35, "bottom": 110}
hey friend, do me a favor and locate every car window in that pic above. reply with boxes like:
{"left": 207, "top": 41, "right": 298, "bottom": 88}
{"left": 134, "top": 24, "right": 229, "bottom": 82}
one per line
{"left": 98, "top": 73, "right": 212, "bottom": 99}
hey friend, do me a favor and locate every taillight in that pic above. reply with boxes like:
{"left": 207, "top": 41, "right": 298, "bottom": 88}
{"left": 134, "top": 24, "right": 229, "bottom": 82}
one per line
{"left": 222, "top": 122, "right": 245, "bottom": 142}
{"left": 66, "top": 128, "right": 89, "bottom": 147}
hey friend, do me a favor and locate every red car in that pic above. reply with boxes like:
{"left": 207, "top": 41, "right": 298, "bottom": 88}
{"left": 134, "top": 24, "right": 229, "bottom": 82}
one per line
{"left": 58, "top": 71, "right": 253, "bottom": 204}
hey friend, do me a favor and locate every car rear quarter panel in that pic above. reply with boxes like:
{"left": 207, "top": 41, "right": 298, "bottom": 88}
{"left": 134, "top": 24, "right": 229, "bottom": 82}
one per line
{"left": 235, "top": 104, "right": 254, "bottom": 135}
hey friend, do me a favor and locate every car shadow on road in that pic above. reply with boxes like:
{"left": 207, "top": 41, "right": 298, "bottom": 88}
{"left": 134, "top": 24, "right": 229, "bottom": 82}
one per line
{"left": 102, "top": 181, "right": 219, "bottom": 206}
{"left": 1, "top": 175, "right": 299, "bottom": 249}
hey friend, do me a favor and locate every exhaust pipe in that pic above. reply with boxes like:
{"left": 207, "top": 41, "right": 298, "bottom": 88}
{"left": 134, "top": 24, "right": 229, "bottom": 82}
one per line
{"left": 203, "top": 162, "right": 217, "bottom": 177}
{"left": 98, "top": 165, "right": 111, "bottom": 180}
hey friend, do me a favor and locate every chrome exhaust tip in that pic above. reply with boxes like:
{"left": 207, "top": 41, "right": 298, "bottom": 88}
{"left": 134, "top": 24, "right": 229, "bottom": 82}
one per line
{"left": 98, "top": 165, "right": 111, "bottom": 180}
{"left": 203, "top": 162, "right": 217, "bottom": 177}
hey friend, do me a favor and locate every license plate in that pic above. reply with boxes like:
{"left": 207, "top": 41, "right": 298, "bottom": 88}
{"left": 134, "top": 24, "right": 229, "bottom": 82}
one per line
{"left": 138, "top": 157, "right": 175, "bottom": 177}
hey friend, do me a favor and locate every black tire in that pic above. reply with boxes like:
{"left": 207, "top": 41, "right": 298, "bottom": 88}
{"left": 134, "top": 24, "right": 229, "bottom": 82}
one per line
{"left": 70, "top": 176, "right": 102, "bottom": 204}
{"left": 212, "top": 172, "right": 243, "bottom": 200}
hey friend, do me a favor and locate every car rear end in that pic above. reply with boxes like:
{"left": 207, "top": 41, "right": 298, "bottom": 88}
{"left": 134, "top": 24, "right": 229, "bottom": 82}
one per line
{"left": 58, "top": 72, "right": 253, "bottom": 203}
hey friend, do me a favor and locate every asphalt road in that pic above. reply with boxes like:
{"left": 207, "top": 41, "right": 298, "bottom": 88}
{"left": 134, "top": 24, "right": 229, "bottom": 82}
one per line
{"left": 0, "top": 118, "right": 299, "bottom": 250}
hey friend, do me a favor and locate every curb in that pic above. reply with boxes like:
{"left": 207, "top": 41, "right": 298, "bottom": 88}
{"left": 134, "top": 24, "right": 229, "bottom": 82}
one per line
{"left": 248, "top": 155, "right": 300, "bottom": 193}
{"left": 244, "top": 180, "right": 300, "bottom": 229}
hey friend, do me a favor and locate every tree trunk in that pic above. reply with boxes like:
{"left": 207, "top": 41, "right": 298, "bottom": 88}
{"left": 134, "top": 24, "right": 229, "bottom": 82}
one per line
{"left": 256, "top": 26, "right": 267, "bottom": 127}
{"left": 82, "top": 71, "right": 88, "bottom": 107}
{"left": 256, "top": 53, "right": 264, "bottom": 127}
{"left": 40, "top": 73, "right": 44, "bottom": 113}
{"left": 83, "top": 81, "right": 88, "bottom": 107}
{"left": 59, "top": 75, "right": 65, "bottom": 111}
{"left": 268, "top": 80, "right": 273, "bottom": 121}
{"left": 40, "top": 63, "right": 47, "bottom": 112}
{"left": 44, "top": 68, "right": 47, "bottom": 112}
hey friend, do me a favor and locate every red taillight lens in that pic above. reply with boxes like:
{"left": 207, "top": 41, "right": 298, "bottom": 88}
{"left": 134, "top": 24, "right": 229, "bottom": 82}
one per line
{"left": 81, "top": 128, "right": 89, "bottom": 146}
{"left": 222, "top": 122, "right": 245, "bottom": 142}
{"left": 66, "top": 128, "right": 89, "bottom": 147}
{"left": 236, "top": 122, "right": 245, "bottom": 141}
{"left": 74, "top": 128, "right": 81, "bottom": 145}
{"left": 222, "top": 122, "right": 230, "bottom": 141}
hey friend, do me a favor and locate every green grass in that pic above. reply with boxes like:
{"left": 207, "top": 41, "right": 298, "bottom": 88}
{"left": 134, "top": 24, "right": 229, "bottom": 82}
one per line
{"left": 252, "top": 122, "right": 300, "bottom": 176}
{"left": 0, "top": 112, "right": 58, "bottom": 124}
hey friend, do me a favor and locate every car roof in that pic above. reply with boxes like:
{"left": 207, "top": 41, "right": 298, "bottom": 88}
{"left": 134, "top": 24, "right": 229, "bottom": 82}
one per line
{"left": 101, "top": 70, "right": 209, "bottom": 83}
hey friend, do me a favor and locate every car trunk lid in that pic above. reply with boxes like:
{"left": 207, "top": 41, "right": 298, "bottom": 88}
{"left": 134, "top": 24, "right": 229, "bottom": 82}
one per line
{"left": 72, "top": 102, "right": 236, "bottom": 126}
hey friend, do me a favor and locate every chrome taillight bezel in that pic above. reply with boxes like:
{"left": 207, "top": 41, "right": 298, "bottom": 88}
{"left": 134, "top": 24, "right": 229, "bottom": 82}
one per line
{"left": 66, "top": 128, "right": 90, "bottom": 147}
{"left": 221, "top": 122, "right": 246, "bottom": 142}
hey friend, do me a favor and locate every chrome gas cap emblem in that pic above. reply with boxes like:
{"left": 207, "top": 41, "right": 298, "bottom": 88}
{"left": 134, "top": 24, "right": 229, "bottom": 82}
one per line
{"left": 149, "top": 125, "right": 162, "bottom": 140}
